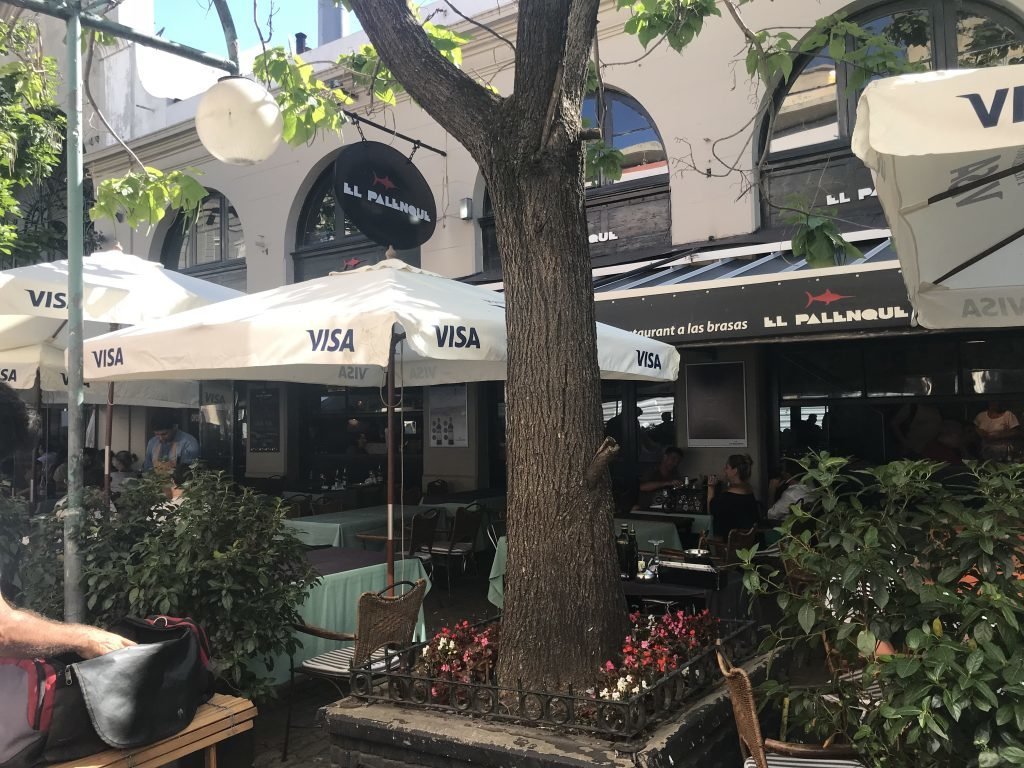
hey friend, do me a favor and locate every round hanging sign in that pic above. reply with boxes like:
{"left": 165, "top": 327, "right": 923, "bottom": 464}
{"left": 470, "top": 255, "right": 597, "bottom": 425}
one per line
{"left": 332, "top": 141, "right": 437, "bottom": 250}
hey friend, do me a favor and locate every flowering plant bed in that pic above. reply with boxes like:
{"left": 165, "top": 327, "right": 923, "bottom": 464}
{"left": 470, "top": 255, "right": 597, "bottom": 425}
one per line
{"left": 350, "top": 613, "right": 756, "bottom": 740}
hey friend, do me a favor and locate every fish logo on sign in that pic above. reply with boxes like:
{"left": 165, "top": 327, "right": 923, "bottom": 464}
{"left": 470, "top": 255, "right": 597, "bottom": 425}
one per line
{"left": 372, "top": 173, "right": 398, "bottom": 191}
{"left": 804, "top": 289, "right": 853, "bottom": 308}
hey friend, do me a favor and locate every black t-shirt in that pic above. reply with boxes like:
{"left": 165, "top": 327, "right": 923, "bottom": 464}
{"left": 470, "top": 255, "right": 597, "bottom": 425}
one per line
{"left": 710, "top": 491, "right": 759, "bottom": 538}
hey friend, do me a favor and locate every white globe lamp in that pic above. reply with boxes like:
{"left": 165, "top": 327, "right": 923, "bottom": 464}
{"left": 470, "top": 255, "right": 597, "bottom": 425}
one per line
{"left": 196, "top": 76, "right": 283, "bottom": 165}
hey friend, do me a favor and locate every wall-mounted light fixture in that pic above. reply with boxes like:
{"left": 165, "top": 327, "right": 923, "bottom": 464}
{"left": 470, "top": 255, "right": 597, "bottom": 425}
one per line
{"left": 459, "top": 197, "right": 473, "bottom": 220}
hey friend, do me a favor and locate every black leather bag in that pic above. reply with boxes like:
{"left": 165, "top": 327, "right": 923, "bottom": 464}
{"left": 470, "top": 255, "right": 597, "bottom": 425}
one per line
{"left": 43, "top": 617, "right": 213, "bottom": 761}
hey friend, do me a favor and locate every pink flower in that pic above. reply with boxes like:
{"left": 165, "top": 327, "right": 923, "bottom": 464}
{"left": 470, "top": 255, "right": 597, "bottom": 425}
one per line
{"left": 481, "top": 636, "right": 490, "bottom": 647}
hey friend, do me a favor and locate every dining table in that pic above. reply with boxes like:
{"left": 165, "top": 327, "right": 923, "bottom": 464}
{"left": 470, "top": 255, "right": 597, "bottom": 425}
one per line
{"left": 283, "top": 504, "right": 435, "bottom": 548}
{"left": 612, "top": 517, "right": 683, "bottom": 551}
{"left": 262, "top": 547, "right": 431, "bottom": 685}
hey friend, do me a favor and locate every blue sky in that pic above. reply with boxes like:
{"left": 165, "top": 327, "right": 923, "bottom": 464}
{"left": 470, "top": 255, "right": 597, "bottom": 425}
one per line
{"left": 153, "top": 0, "right": 332, "bottom": 57}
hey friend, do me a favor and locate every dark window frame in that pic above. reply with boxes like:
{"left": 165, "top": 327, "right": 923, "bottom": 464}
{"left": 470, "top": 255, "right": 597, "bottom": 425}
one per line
{"left": 160, "top": 190, "right": 245, "bottom": 274}
{"left": 761, "top": 0, "right": 1024, "bottom": 163}
{"left": 479, "top": 88, "right": 669, "bottom": 273}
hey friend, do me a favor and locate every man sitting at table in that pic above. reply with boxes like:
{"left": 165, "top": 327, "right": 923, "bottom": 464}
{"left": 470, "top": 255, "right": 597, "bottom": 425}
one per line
{"left": 634, "top": 446, "right": 684, "bottom": 509}
{"left": 143, "top": 412, "right": 200, "bottom": 474}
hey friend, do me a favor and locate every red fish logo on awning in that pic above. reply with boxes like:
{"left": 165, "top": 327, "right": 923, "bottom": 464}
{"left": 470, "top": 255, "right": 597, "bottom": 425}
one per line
{"left": 805, "top": 288, "right": 853, "bottom": 308}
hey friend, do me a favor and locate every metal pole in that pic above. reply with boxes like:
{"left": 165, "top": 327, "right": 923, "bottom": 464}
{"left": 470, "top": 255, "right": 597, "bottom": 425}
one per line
{"left": 386, "top": 334, "right": 397, "bottom": 587}
{"left": 64, "top": 1, "right": 86, "bottom": 623}
{"left": 3, "top": 0, "right": 239, "bottom": 75}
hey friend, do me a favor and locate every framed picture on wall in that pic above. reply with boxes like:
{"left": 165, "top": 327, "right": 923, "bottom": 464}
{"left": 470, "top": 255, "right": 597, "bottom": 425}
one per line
{"left": 685, "top": 362, "right": 747, "bottom": 447}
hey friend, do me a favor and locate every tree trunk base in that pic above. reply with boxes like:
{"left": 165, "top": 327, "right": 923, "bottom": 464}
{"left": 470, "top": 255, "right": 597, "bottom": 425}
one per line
{"left": 322, "top": 654, "right": 777, "bottom": 768}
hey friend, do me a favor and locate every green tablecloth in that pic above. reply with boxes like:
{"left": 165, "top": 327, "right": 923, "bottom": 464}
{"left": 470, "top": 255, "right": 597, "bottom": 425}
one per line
{"left": 488, "top": 521, "right": 681, "bottom": 611}
{"left": 488, "top": 536, "right": 507, "bottom": 609}
{"left": 613, "top": 518, "right": 683, "bottom": 551}
{"left": 283, "top": 505, "right": 432, "bottom": 548}
{"left": 263, "top": 555, "right": 430, "bottom": 685}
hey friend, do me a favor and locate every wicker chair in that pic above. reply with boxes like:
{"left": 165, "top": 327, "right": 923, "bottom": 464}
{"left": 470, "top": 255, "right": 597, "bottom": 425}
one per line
{"left": 282, "top": 579, "right": 427, "bottom": 760}
{"left": 715, "top": 648, "right": 864, "bottom": 768}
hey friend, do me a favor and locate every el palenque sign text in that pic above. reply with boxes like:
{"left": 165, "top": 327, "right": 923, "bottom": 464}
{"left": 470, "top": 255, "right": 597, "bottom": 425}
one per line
{"left": 595, "top": 267, "right": 912, "bottom": 344}
{"left": 333, "top": 141, "right": 437, "bottom": 250}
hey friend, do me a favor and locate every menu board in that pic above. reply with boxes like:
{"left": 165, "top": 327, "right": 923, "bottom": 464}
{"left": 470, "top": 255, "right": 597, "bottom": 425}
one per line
{"left": 428, "top": 385, "right": 468, "bottom": 448}
{"left": 249, "top": 387, "right": 281, "bottom": 453}
{"left": 685, "top": 362, "right": 747, "bottom": 447}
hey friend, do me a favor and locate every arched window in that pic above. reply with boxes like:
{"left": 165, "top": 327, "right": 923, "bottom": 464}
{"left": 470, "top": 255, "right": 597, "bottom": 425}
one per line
{"left": 292, "top": 159, "right": 420, "bottom": 282}
{"left": 478, "top": 89, "right": 671, "bottom": 273}
{"left": 160, "top": 190, "right": 246, "bottom": 290}
{"left": 582, "top": 89, "right": 668, "bottom": 187}
{"left": 161, "top": 191, "right": 244, "bottom": 269}
{"left": 766, "top": 0, "right": 1024, "bottom": 157}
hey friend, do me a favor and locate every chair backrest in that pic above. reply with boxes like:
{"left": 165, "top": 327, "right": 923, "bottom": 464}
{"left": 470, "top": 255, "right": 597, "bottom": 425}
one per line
{"left": 408, "top": 509, "right": 440, "bottom": 556}
{"left": 716, "top": 648, "right": 767, "bottom": 768}
{"left": 352, "top": 579, "right": 428, "bottom": 669}
{"left": 285, "top": 494, "right": 312, "bottom": 518}
{"left": 314, "top": 495, "right": 344, "bottom": 515}
{"left": 426, "top": 479, "right": 448, "bottom": 497}
{"left": 448, "top": 504, "right": 483, "bottom": 547}
{"left": 726, "top": 526, "right": 757, "bottom": 564}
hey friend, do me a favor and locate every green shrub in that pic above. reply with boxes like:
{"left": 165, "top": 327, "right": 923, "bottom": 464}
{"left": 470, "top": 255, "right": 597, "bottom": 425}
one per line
{"left": 9, "top": 469, "right": 316, "bottom": 701}
{"left": 740, "top": 455, "right": 1024, "bottom": 768}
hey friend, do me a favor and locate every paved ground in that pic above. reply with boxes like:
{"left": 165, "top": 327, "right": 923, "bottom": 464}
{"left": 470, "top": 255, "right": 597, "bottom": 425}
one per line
{"left": 253, "top": 552, "right": 497, "bottom": 767}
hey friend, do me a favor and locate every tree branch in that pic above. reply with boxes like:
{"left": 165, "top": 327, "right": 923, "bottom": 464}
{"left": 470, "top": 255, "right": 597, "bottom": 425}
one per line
{"left": 585, "top": 437, "right": 620, "bottom": 489}
{"left": 512, "top": 0, "right": 599, "bottom": 152}
{"left": 210, "top": 0, "right": 240, "bottom": 67}
{"left": 84, "top": 36, "right": 146, "bottom": 174}
{"left": 349, "top": 0, "right": 499, "bottom": 160}
{"left": 443, "top": 0, "right": 515, "bottom": 53}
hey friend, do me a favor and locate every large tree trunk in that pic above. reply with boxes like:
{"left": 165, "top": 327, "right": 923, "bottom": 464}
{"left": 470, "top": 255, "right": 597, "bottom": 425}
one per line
{"left": 484, "top": 140, "right": 627, "bottom": 691}
{"left": 350, "top": 0, "right": 626, "bottom": 692}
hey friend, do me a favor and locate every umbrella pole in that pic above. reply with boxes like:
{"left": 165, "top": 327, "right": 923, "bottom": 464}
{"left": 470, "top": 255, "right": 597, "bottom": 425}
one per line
{"left": 103, "top": 324, "right": 117, "bottom": 507}
{"left": 103, "top": 382, "right": 113, "bottom": 504}
{"left": 386, "top": 335, "right": 397, "bottom": 587}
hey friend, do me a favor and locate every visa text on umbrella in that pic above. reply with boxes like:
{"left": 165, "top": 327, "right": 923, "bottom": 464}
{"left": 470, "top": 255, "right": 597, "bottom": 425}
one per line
{"left": 24, "top": 289, "right": 67, "bottom": 309}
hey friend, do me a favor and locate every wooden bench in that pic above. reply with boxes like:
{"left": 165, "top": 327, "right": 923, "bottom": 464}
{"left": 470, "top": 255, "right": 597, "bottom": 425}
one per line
{"left": 51, "top": 694, "right": 257, "bottom": 768}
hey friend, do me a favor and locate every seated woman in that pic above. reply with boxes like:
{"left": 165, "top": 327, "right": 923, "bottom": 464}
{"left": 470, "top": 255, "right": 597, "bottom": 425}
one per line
{"left": 706, "top": 454, "right": 759, "bottom": 539}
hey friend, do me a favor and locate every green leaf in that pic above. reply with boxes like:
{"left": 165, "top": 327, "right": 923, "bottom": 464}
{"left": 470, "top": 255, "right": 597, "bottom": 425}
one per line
{"left": 966, "top": 649, "right": 985, "bottom": 675}
{"left": 798, "top": 603, "right": 816, "bottom": 635}
{"left": 979, "top": 751, "right": 1000, "bottom": 768}
{"left": 857, "top": 629, "right": 877, "bottom": 657}
{"left": 1002, "top": 747, "right": 1024, "bottom": 765}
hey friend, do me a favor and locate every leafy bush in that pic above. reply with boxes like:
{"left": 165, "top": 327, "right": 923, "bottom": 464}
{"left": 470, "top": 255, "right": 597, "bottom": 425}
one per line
{"left": 740, "top": 455, "right": 1024, "bottom": 767}
{"left": 0, "top": 495, "right": 29, "bottom": 596}
{"left": 8, "top": 469, "right": 316, "bottom": 701}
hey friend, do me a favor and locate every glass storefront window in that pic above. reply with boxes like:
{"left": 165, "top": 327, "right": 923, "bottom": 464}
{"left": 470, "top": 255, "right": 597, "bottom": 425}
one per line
{"left": 300, "top": 385, "right": 423, "bottom": 489}
{"left": 779, "top": 345, "right": 864, "bottom": 400}
{"left": 864, "top": 339, "right": 957, "bottom": 397}
{"left": 770, "top": 49, "right": 840, "bottom": 154}
{"left": 957, "top": 12, "right": 1024, "bottom": 67}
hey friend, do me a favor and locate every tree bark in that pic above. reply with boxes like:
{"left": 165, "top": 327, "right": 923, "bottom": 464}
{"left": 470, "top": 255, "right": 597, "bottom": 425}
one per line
{"left": 350, "top": 0, "right": 627, "bottom": 692}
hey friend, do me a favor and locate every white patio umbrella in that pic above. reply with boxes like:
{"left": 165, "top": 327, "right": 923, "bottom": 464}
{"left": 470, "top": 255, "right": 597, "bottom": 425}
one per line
{"left": 852, "top": 65, "right": 1024, "bottom": 329}
{"left": 0, "top": 250, "right": 242, "bottom": 491}
{"left": 81, "top": 258, "right": 680, "bottom": 581}
{"left": 0, "top": 342, "right": 198, "bottom": 408}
